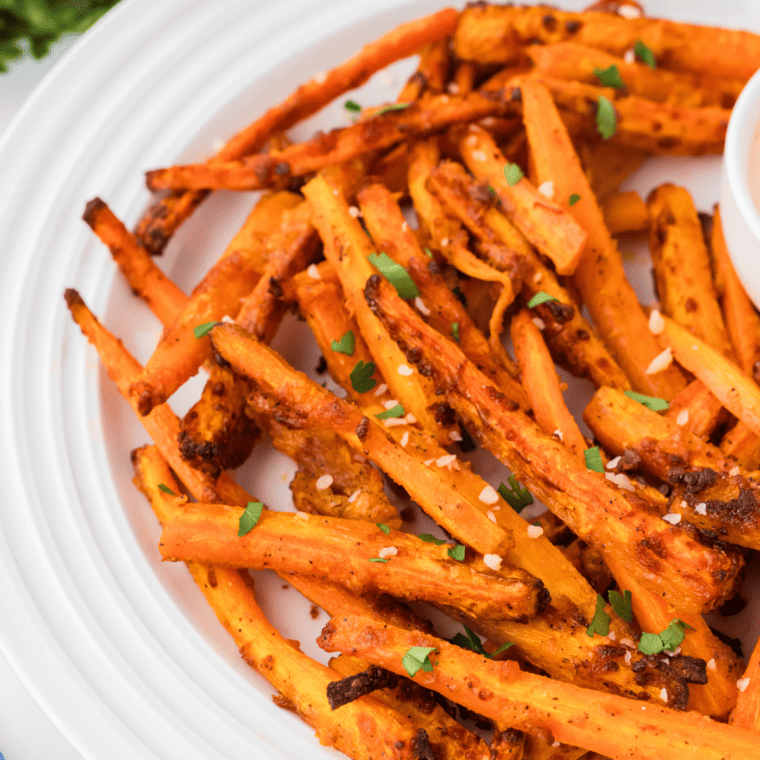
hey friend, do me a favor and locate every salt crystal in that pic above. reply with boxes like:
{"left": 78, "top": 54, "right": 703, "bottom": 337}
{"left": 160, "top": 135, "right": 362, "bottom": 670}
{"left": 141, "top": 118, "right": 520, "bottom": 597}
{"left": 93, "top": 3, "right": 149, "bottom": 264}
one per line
{"left": 400, "top": 431, "right": 409, "bottom": 448}
{"left": 449, "top": 430, "right": 463, "bottom": 442}
{"left": 314, "top": 69, "right": 328, "bottom": 84}
{"left": 660, "top": 688, "right": 668, "bottom": 702}
{"left": 533, "top": 317, "right": 546, "bottom": 330}
{"left": 211, "top": 137, "right": 226, "bottom": 153}
{"left": 608, "top": 630, "right": 616, "bottom": 641}
{"left": 483, "top": 554, "right": 502, "bottom": 571}
{"left": 384, "top": 399, "right": 399, "bottom": 409}
{"left": 533, "top": 271, "right": 543, "bottom": 283}
{"left": 404, "top": 414, "right": 417, "bottom": 424}
{"left": 471, "top": 149, "right": 487, "bottom": 162}
{"left": 605, "top": 472, "right": 635, "bottom": 492}
{"left": 347, "top": 490, "right": 361, "bottom": 503}
{"left": 553, "top": 429, "right": 564, "bottom": 442}
{"left": 625, "top": 651, "right": 632, "bottom": 664}
{"left": 487, "top": 510, "right": 497, "bottom": 523}
{"left": 607, "top": 456, "right": 621, "bottom": 470}
{"left": 424, "top": 458, "right": 435, "bottom": 466}
{"left": 479, "top": 485, "right": 499, "bottom": 505}
{"left": 307, "top": 264, "right": 321, "bottom": 279}
{"left": 398, "top": 364, "right": 414, "bottom": 376}
{"left": 374, "top": 383, "right": 388, "bottom": 397}
{"left": 315, "top": 474, "right": 334, "bottom": 491}
{"left": 348, "top": 206, "right": 361, "bottom": 218}
{"left": 729, "top": 466, "right": 740, "bottom": 477}
{"left": 537, "top": 181, "right": 554, "bottom": 199}
{"left": 737, "top": 678, "right": 751, "bottom": 692}
{"left": 662, "top": 513, "right": 681, "bottom": 525}
{"left": 447, "top": 82, "right": 460, "bottom": 95}
{"left": 624, "top": 49, "right": 636, "bottom": 64}
{"left": 441, "top": 237, "right": 450, "bottom": 246}
{"left": 527, "top": 524, "right": 544, "bottom": 538}
{"left": 707, "top": 658, "right": 717, "bottom": 671}
{"left": 648, "top": 309, "right": 664, "bottom": 335}
{"left": 295, "top": 511, "right": 309, "bottom": 521}
{"left": 401, "top": 221, "right": 408, "bottom": 231}
{"left": 384, "top": 418, "right": 406, "bottom": 428}
{"left": 695, "top": 502, "right": 707, "bottom": 515}
{"left": 618, "top": 4, "right": 642, "bottom": 18}
{"left": 414, "top": 297, "right": 431, "bottom": 316}
{"left": 378, "top": 546, "right": 398, "bottom": 559}
{"left": 676, "top": 409, "right": 689, "bottom": 426}
{"left": 645, "top": 346, "right": 673, "bottom": 375}
{"left": 436, "top": 454, "right": 457, "bottom": 468}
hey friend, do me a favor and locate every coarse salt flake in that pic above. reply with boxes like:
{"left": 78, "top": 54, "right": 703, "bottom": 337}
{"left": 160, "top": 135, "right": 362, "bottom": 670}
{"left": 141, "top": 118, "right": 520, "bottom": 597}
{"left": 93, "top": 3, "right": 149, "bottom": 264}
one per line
{"left": 676, "top": 409, "right": 690, "bottom": 426}
{"left": 441, "top": 237, "right": 450, "bottom": 246}
{"left": 624, "top": 49, "right": 636, "bottom": 64}
{"left": 738, "top": 678, "right": 751, "bottom": 692}
{"left": 314, "top": 69, "right": 328, "bottom": 84}
{"left": 537, "top": 181, "right": 554, "bottom": 199}
{"left": 384, "top": 418, "right": 406, "bottom": 428}
{"left": 415, "top": 297, "right": 431, "bottom": 316}
{"left": 605, "top": 472, "right": 635, "bottom": 492}
{"left": 384, "top": 399, "right": 399, "bottom": 409}
{"left": 436, "top": 454, "right": 457, "bottom": 468}
{"left": 552, "top": 429, "right": 564, "bottom": 442}
{"left": 618, "top": 4, "right": 642, "bottom": 18}
{"left": 471, "top": 149, "right": 487, "bottom": 162}
{"left": 625, "top": 651, "right": 632, "bottom": 665}
{"left": 347, "top": 490, "right": 361, "bottom": 503}
{"left": 693, "top": 344, "right": 699, "bottom": 350}
{"left": 707, "top": 658, "right": 717, "bottom": 671}
{"left": 533, "top": 317, "right": 546, "bottom": 330}
{"left": 449, "top": 430, "right": 463, "bottom": 442}
{"left": 315, "top": 474, "right": 334, "bottom": 491}
{"left": 648, "top": 309, "right": 664, "bottom": 335}
{"left": 348, "top": 206, "right": 361, "bottom": 218}
{"left": 402, "top": 221, "right": 408, "bottom": 231}
{"left": 374, "top": 383, "right": 388, "bottom": 397}
{"left": 424, "top": 458, "right": 435, "bottom": 466}
{"left": 378, "top": 546, "right": 398, "bottom": 559}
{"left": 645, "top": 346, "right": 673, "bottom": 375}
{"left": 527, "top": 524, "right": 544, "bottom": 538}
{"left": 400, "top": 431, "right": 409, "bottom": 448}
{"left": 307, "top": 264, "right": 321, "bottom": 280}
{"left": 447, "top": 81, "right": 460, "bottom": 95}
{"left": 487, "top": 510, "right": 497, "bottom": 523}
{"left": 533, "top": 271, "right": 543, "bottom": 283}
{"left": 660, "top": 688, "right": 668, "bottom": 702}
{"left": 695, "top": 502, "right": 707, "bottom": 515}
{"left": 663, "top": 513, "right": 681, "bottom": 525}
{"left": 483, "top": 553, "right": 502, "bottom": 571}
{"left": 729, "top": 466, "right": 740, "bottom": 477}
{"left": 404, "top": 413, "right": 417, "bottom": 424}
{"left": 479, "top": 485, "right": 499, "bottom": 505}
{"left": 221, "top": 315, "right": 235, "bottom": 324}
{"left": 608, "top": 630, "right": 616, "bottom": 641}
{"left": 398, "top": 364, "right": 414, "bottom": 376}
{"left": 607, "top": 456, "right": 621, "bottom": 470}
{"left": 295, "top": 511, "right": 309, "bottom": 521}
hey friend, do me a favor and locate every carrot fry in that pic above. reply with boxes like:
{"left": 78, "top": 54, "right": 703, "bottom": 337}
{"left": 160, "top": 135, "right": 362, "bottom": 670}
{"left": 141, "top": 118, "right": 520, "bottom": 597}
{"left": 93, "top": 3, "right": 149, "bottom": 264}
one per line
{"left": 159, "top": 503, "right": 548, "bottom": 623}
{"left": 145, "top": 91, "right": 517, "bottom": 192}
{"left": 578, "top": 142, "right": 650, "bottom": 206}
{"left": 134, "top": 7, "right": 459, "bottom": 253}
{"left": 453, "top": 4, "right": 760, "bottom": 80}
{"left": 510, "top": 310, "right": 586, "bottom": 459}
{"left": 730, "top": 636, "right": 760, "bottom": 732}
{"left": 517, "top": 76, "right": 687, "bottom": 398}
{"left": 525, "top": 42, "right": 744, "bottom": 109}
{"left": 720, "top": 421, "right": 760, "bottom": 470}
{"left": 647, "top": 185, "right": 732, "bottom": 355}
{"left": 457, "top": 124, "right": 588, "bottom": 275}
{"left": 602, "top": 191, "right": 648, "bottom": 235}
{"left": 318, "top": 616, "right": 760, "bottom": 760}
{"left": 523, "top": 736, "right": 586, "bottom": 760}
{"left": 363, "top": 273, "right": 743, "bottom": 613}
{"left": 664, "top": 380, "right": 726, "bottom": 440}
{"left": 660, "top": 315, "right": 760, "bottom": 438}
{"left": 397, "top": 37, "right": 451, "bottom": 101}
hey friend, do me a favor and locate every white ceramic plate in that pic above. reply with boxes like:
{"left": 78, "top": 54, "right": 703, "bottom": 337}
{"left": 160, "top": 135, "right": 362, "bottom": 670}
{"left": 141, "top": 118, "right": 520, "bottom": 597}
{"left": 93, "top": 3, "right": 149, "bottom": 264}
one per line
{"left": 1, "top": 1, "right": 760, "bottom": 759}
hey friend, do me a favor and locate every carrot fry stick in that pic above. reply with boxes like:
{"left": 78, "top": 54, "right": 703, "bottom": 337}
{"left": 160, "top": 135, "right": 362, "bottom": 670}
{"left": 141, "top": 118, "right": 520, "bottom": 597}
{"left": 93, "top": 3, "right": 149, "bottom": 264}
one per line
{"left": 159, "top": 503, "right": 548, "bottom": 623}
{"left": 453, "top": 4, "right": 760, "bottom": 80}
{"left": 660, "top": 315, "right": 760, "bottom": 437}
{"left": 363, "top": 274, "right": 743, "bottom": 613}
{"left": 82, "top": 197, "right": 188, "bottom": 324}
{"left": 134, "top": 7, "right": 459, "bottom": 253}
{"left": 664, "top": 379, "right": 726, "bottom": 440}
{"left": 396, "top": 37, "right": 451, "bottom": 101}
{"left": 720, "top": 421, "right": 760, "bottom": 470}
{"left": 457, "top": 124, "right": 588, "bottom": 276}
{"left": 145, "top": 91, "right": 517, "bottom": 193}
{"left": 516, "top": 76, "right": 686, "bottom": 398}
{"left": 730, "top": 636, "right": 760, "bottom": 732}
{"left": 318, "top": 616, "right": 760, "bottom": 760}
{"left": 523, "top": 736, "right": 586, "bottom": 760}
{"left": 647, "top": 185, "right": 732, "bottom": 355}
{"left": 510, "top": 310, "right": 586, "bottom": 459}
{"left": 602, "top": 191, "right": 648, "bottom": 236}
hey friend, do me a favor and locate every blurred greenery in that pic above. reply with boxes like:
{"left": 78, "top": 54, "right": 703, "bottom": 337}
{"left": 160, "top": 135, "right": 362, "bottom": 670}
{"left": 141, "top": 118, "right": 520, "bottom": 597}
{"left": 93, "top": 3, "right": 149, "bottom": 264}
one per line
{"left": 0, "top": 0, "right": 121, "bottom": 72}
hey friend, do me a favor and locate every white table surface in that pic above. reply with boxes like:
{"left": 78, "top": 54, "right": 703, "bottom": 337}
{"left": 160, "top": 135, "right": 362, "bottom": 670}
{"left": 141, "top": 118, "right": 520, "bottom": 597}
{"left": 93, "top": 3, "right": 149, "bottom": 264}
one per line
{"left": 0, "top": 36, "right": 86, "bottom": 760}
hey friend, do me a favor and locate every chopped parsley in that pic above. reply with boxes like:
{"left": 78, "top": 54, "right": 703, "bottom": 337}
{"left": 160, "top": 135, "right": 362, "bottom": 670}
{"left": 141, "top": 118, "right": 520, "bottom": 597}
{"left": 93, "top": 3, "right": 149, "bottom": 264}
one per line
{"left": 344, "top": 99, "right": 361, "bottom": 112}
{"left": 624, "top": 390, "right": 669, "bottom": 412}
{"left": 451, "top": 625, "right": 513, "bottom": 658}
{"left": 193, "top": 321, "right": 217, "bottom": 339}
{"left": 368, "top": 252, "right": 420, "bottom": 299}
{"left": 418, "top": 534, "right": 447, "bottom": 546}
{"left": 586, "top": 594, "right": 611, "bottom": 638}
{"left": 504, "top": 162, "right": 524, "bottom": 187}
{"left": 452, "top": 286, "right": 468, "bottom": 307}
{"left": 596, "top": 95, "right": 617, "bottom": 140}
{"left": 638, "top": 619, "right": 693, "bottom": 655}
{"left": 238, "top": 501, "right": 264, "bottom": 537}
{"left": 594, "top": 64, "right": 625, "bottom": 89}
{"left": 375, "top": 403, "right": 405, "bottom": 420}
{"left": 350, "top": 359, "right": 376, "bottom": 393}
{"left": 608, "top": 589, "right": 633, "bottom": 623}
{"left": 584, "top": 446, "right": 604, "bottom": 473}
{"left": 527, "top": 291, "right": 559, "bottom": 308}
{"left": 569, "top": 193, "right": 581, "bottom": 206}
{"left": 377, "top": 523, "right": 391, "bottom": 535}
{"left": 451, "top": 322, "right": 460, "bottom": 343}
{"left": 158, "top": 483, "right": 176, "bottom": 496}
{"left": 634, "top": 39, "right": 656, "bottom": 68}
{"left": 497, "top": 475, "right": 534, "bottom": 513}
{"left": 369, "top": 557, "right": 390, "bottom": 563}
{"left": 331, "top": 330, "right": 355, "bottom": 356}
{"left": 375, "top": 102, "right": 411, "bottom": 116}
{"left": 402, "top": 646, "right": 436, "bottom": 677}
{"left": 424, "top": 247, "right": 434, "bottom": 258}
{"left": 447, "top": 544, "right": 466, "bottom": 561}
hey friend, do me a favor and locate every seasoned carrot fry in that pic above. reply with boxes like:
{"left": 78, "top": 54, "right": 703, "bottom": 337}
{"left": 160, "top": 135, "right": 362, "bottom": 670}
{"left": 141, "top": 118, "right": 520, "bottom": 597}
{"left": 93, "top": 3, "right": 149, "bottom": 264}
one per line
{"left": 453, "top": 4, "right": 760, "bottom": 80}
{"left": 647, "top": 185, "right": 732, "bottom": 355}
{"left": 720, "top": 421, "right": 760, "bottom": 470}
{"left": 457, "top": 124, "right": 588, "bottom": 276}
{"left": 660, "top": 315, "right": 760, "bottom": 437}
{"left": 712, "top": 206, "right": 760, "bottom": 375}
{"left": 525, "top": 42, "right": 744, "bottom": 109}
{"left": 510, "top": 310, "right": 586, "bottom": 459}
{"left": 517, "top": 76, "right": 687, "bottom": 398}
{"left": 602, "top": 191, "right": 648, "bottom": 236}
{"left": 363, "top": 274, "right": 743, "bottom": 613}
{"left": 731, "top": 637, "right": 760, "bottom": 732}
{"left": 664, "top": 380, "right": 726, "bottom": 440}
{"left": 82, "top": 197, "right": 188, "bottom": 323}
{"left": 318, "top": 616, "right": 760, "bottom": 760}
{"left": 159, "top": 503, "right": 548, "bottom": 623}
{"left": 578, "top": 142, "right": 650, "bottom": 206}
{"left": 396, "top": 38, "right": 451, "bottom": 101}
{"left": 145, "top": 91, "right": 517, "bottom": 192}
{"left": 134, "top": 7, "right": 459, "bottom": 253}
{"left": 523, "top": 736, "right": 585, "bottom": 760}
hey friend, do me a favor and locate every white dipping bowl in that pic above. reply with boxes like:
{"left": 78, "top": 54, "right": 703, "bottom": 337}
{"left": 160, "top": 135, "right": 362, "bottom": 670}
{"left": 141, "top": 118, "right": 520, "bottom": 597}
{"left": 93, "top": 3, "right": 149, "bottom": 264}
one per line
{"left": 721, "top": 67, "right": 760, "bottom": 309}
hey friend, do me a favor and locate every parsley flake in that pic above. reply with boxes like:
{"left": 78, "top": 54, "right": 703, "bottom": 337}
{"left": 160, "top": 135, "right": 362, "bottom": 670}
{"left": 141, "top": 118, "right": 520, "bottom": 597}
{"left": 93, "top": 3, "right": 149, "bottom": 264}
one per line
{"left": 504, "top": 162, "right": 524, "bottom": 187}
{"left": 418, "top": 534, "right": 447, "bottom": 546}
{"left": 596, "top": 95, "right": 617, "bottom": 140}
{"left": 344, "top": 99, "right": 361, "bottom": 112}
{"left": 594, "top": 64, "right": 625, "bottom": 89}
{"left": 624, "top": 390, "right": 669, "bottom": 412}
{"left": 586, "top": 594, "right": 611, "bottom": 638}
{"left": 451, "top": 625, "right": 515, "bottom": 658}
{"left": 238, "top": 501, "right": 264, "bottom": 537}
{"left": 376, "top": 403, "right": 404, "bottom": 420}
{"left": 350, "top": 360, "right": 376, "bottom": 393}
{"left": 634, "top": 39, "right": 656, "bottom": 68}
{"left": 451, "top": 322, "right": 460, "bottom": 343}
{"left": 638, "top": 619, "right": 693, "bottom": 654}
{"left": 331, "top": 330, "right": 355, "bottom": 356}
{"left": 368, "top": 252, "right": 420, "bottom": 299}
{"left": 424, "top": 247, "right": 434, "bottom": 258}
{"left": 584, "top": 446, "right": 604, "bottom": 473}
{"left": 193, "top": 321, "right": 217, "bottom": 339}
{"left": 157, "top": 483, "right": 176, "bottom": 496}
{"left": 375, "top": 102, "right": 411, "bottom": 116}
{"left": 369, "top": 557, "right": 390, "bottom": 563}
{"left": 569, "top": 193, "right": 581, "bottom": 206}
{"left": 452, "top": 286, "right": 468, "bottom": 307}
{"left": 497, "top": 475, "right": 534, "bottom": 513}
{"left": 608, "top": 589, "right": 633, "bottom": 623}
{"left": 402, "top": 646, "right": 436, "bottom": 677}
{"left": 447, "top": 544, "right": 466, "bottom": 561}
{"left": 527, "top": 291, "right": 559, "bottom": 308}
{"left": 377, "top": 523, "right": 391, "bottom": 535}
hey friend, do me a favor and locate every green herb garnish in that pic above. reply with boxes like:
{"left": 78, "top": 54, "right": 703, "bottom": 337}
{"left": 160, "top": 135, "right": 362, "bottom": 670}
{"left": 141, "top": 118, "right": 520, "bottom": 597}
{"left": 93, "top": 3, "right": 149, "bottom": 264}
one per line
{"left": 594, "top": 64, "right": 625, "bottom": 89}
{"left": 238, "top": 501, "right": 264, "bottom": 537}
{"left": 368, "top": 252, "right": 420, "bottom": 299}
{"left": 451, "top": 322, "right": 460, "bottom": 343}
{"left": 596, "top": 95, "right": 617, "bottom": 140}
{"left": 350, "top": 360, "right": 376, "bottom": 393}
{"left": 638, "top": 619, "right": 693, "bottom": 654}
{"left": 375, "top": 403, "right": 405, "bottom": 420}
{"left": 402, "top": 646, "right": 436, "bottom": 677}
{"left": 369, "top": 557, "right": 390, "bottom": 563}
{"left": 375, "top": 102, "right": 411, "bottom": 116}
{"left": 193, "top": 321, "right": 217, "bottom": 339}
{"left": 623, "top": 390, "right": 669, "bottom": 412}
{"left": 504, "top": 162, "right": 524, "bottom": 187}
{"left": 497, "top": 475, "right": 534, "bottom": 513}
{"left": 377, "top": 523, "right": 391, "bottom": 535}
{"left": 418, "top": 534, "right": 447, "bottom": 546}
{"left": 584, "top": 446, "right": 604, "bottom": 473}
{"left": 331, "top": 330, "right": 355, "bottom": 356}
{"left": 452, "top": 286, "right": 468, "bottom": 307}
{"left": 586, "top": 594, "right": 611, "bottom": 638}
{"left": 527, "top": 291, "right": 559, "bottom": 308}
{"left": 569, "top": 193, "right": 581, "bottom": 206}
{"left": 447, "top": 544, "right": 466, "bottom": 561}
{"left": 344, "top": 99, "right": 361, "bottom": 112}
{"left": 424, "top": 247, "right": 433, "bottom": 258}
{"left": 157, "top": 483, "right": 175, "bottom": 496}
{"left": 451, "top": 625, "right": 513, "bottom": 658}
{"left": 608, "top": 589, "right": 633, "bottom": 623}
{"left": 634, "top": 39, "right": 656, "bottom": 68}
